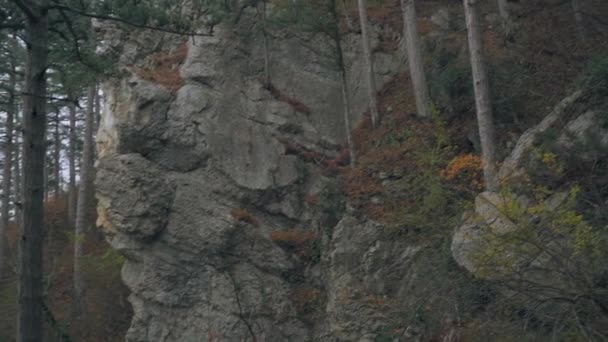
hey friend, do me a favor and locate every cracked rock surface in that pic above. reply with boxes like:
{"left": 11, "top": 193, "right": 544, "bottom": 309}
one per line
{"left": 94, "top": 5, "right": 419, "bottom": 340}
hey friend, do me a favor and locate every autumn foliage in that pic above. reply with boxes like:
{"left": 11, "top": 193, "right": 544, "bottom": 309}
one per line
{"left": 441, "top": 153, "right": 484, "bottom": 191}
{"left": 135, "top": 42, "right": 188, "bottom": 92}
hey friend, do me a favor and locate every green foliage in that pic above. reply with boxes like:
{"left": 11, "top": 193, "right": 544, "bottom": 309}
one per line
{"left": 387, "top": 112, "right": 463, "bottom": 233}
{"left": 471, "top": 184, "right": 607, "bottom": 338}
{"left": 577, "top": 56, "right": 608, "bottom": 98}
{"left": 266, "top": 0, "right": 342, "bottom": 70}
{"left": 374, "top": 322, "right": 401, "bottom": 342}
{"left": 269, "top": 0, "right": 337, "bottom": 38}
{"left": 489, "top": 62, "right": 531, "bottom": 129}
{"left": 526, "top": 109, "right": 608, "bottom": 226}
{"left": 83, "top": 248, "right": 125, "bottom": 280}
{"left": 428, "top": 49, "right": 473, "bottom": 116}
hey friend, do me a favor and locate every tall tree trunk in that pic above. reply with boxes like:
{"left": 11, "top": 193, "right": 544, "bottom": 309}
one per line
{"left": 94, "top": 85, "right": 101, "bottom": 137}
{"left": 464, "top": 0, "right": 498, "bottom": 191}
{"left": 339, "top": 71, "right": 356, "bottom": 166}
{"left": 401, "top": 0, "right": 431, "bottom": 118}
{"left": 53, "top": 108, "right": 61, "bottom": 196}
{"left": 0, "top": 52, "right": 16, "bottom": 280}
{"left": 497, "top": 0, "right": 512, "bottom": 35}
{"left": 257, "top": 0, "right": 271, "bottom": 88}
{"left": 357, "top": 0, "right": 379, "bottom": 127}
{"left": 67, "top": 99, "right": 77, "bottom": 227}
{"left": 43, "top": 155, "right": 48, "bottom": 202}
{"left": 329, "top": 0, "right": 356, "bottom": 166}
{"left": 14, "top": 108, "right": 21, "bottom": 230}
{"left": 19, "top": 1, "right": 49, "bottom": 340}
{"left": 73, "top": 85, "right": 95, "bottom": 309}
{"left": 571, "top": 0, "right": 586, "bottom": 43}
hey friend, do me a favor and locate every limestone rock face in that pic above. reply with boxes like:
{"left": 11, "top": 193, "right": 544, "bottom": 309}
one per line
{"left": 453, "top": 89, "right": 608, "bottom": 276}
{"left": 323, "top": 215, "right": 422, "bottom": 341}
{"left": 95, "top": 6, "right": 405, "bottom": 341}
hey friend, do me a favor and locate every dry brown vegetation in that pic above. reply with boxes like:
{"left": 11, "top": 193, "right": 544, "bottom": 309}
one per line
{"left": 135, "top": 42, "right": 188, "bottom": 92}
{"left": 231, "top": 208, "right": 261, "bottom": 228}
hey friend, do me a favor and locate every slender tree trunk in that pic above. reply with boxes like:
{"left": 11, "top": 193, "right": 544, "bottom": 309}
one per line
{"left": 19, "top": 1, "right": 49, "bottom": 340}
{"left": 94, "top": 85, "right": 101, "bottom": 137}
{"left": 68, "top": 99, "right": 77, "bottom": 227}
{"left": 571, "top": 0, "right": 586, "bottom": 43}
{"left": 14, "top": 109, "right": 21, "bottom": 230}
{"left": 464, "top": 0, "right": 498, "bottom": 191}
{"left": 357, "top": 0, "right": 379, "bottom": 127}
{"left": 43, "top": 156, "right": 48, "bottom": 202}
{"left": 342, "top": 0, "right": 355, "bottom": 31}
{"left": 401, "top": 0, "right": 431, "bottom": 118}
{"left": 329, "top": 0, "right": 356, "bottom": 166}
{"left": 257, "top": 0, "right": 271, "bottom": 88}
{"left": 339, "top": 71, "right": 356, "bottom": 166}
{"left": 497, "top": 0, "right": 512, "bottom": 36}
{"left": 73, "top": 85, "right": 95, "bottom": 309}
{"left": 0, "top": 54, "right": 16, "bottom": 280}
{"left": 53, "top": 108, "right": 61, "bottom": 196}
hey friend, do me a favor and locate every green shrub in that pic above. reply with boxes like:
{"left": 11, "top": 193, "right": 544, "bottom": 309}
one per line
{"left": 578, "top": 56, "right": 608, "bottom": 98}
{"left": 429, "top": 50, "right": 474, "bottom": 116}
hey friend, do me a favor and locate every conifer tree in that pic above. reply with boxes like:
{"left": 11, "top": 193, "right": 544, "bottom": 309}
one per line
{"left": 17, "top": 1, "right": 50, "bottom": 339}
{"left": 1, "top": 1, "right": 218, "bottom": 339}
{"left": 0, "top": 33, "right": 17, "bottom": 280}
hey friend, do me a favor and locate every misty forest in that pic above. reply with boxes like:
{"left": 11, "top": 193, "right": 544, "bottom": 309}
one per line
{"left": 1, "top": 0, "right": 608, "bottom": 341}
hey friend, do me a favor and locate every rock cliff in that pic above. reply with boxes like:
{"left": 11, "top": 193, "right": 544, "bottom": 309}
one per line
{"left": 95, "top": 5, "right": 411, "bottom": 340}
{"left": 94, "top": 3, "right": 608, "bottom": 341}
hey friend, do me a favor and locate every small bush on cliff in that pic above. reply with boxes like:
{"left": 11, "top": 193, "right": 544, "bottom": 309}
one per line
{"left": 578, "top": 56, "right": 608, "bottom": 99}
{"left": 472, "top": 185, "right": 607, "bottom": 339}
{"left": 380, "top": 113, "right": 465, "bottom": 234}
{"left": 441, "top": 153, "right": 484, "bottom": 193}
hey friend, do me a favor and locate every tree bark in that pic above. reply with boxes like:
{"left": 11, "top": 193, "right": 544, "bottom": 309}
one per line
{"left": 497, "top": 0, "right": 512, "bottom": 35}
{"left": 0, "top": 47, "right": 16, "bottom": 280}
{"left": 571, "top": 0, "right": 586, "bottom": 43}
{"left": 44, "top": 154, "right": 48, "bottom": 202}
{"left": 14, "top": 108, "right": 21, "bottom": 230}
{"left": 329, "top": 0, "right": 356, "bottom": 166}
{"left": 94, "top": 84, "right": 101, "bottom": 137}
{"left": 19, "top": 1, "right": 49, "bottom": 340}
{"left": 357, "top": 0, "right": 379, "bottom": 127}
{"left": 53, "top": 108, "right": 61, "bottom": 196}
{"left": 401, "top": 0, "right": 431, "bottom": 118}
{"left": 257, "top": 0, "right": 271, "bottom": 88}
{"left": 464, "top": 0, "right": 498, "bottom": 191}
{"left": 73, "top": 85, "right": 95, "bottom": 309}
{"left": 67, "top": 98, "right": 77, "bottom": 227}
{"left": 339, "top": 72, "right": 356, "bottom": 166}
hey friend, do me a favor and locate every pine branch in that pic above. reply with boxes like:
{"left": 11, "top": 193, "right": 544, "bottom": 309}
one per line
{"left": 47, "top": 2, "right": 213, "bottom": 37}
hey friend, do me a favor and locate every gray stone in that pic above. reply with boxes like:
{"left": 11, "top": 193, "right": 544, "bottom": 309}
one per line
{"left": 96, "top": 154, "right": 175, "bottom": 244}
{"left": 96, "top": 3, "right": 408, "bottom": 340}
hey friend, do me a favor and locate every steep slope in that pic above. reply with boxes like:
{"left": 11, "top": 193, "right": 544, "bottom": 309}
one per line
{"left": 94, "top": 1, "right": 608, "bottom": 341}
{"left": 95, "top": 4, "right": 404, "bottom": 340}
